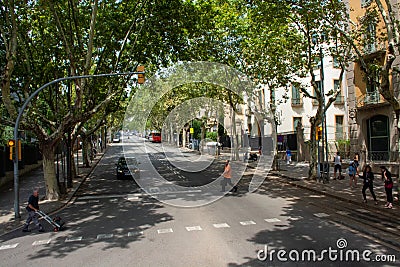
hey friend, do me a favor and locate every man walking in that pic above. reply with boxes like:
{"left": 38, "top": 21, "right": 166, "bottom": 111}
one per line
{"left": 221, "top": 160, "right": 238, "bottom": 192}
{"left": 333, "top": 152, "right": 342, "bottom": 180}
{"left": 22, "top": 188, "right": 44, "bottom": 232}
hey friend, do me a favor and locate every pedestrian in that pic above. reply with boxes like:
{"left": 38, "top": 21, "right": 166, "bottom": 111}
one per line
{"left": 221, "top": 160, "right": 237, "bottom": 192}
{"left": 380, "top": 166, "right": 393, "bottom": 209}
{"left": 361, "top": 165, "right": 378, "bottom": 205}
{"left": 348, "top": 161, "right": 357, "bottom": 188}
{"left": 285, "top": 148, "right": 292, "bottom": 164}
{"left": 22, "top": 188, "right": 44, "bottom": 232}
{"left": 333, "top": 152, "right": 342, "bottom": 180}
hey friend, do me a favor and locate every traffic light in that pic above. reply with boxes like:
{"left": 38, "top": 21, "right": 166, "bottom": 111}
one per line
{"left": 7, "top": 139, "right": 21, "bottom": 161}
{"left": 316, "top": 126, "right": 322, "bottom": 141}
{"left": 137, "top": 65, "right": 145, "bottom": 84}
{"left": 8, "top": 139, "right": 15, "bottom": 160}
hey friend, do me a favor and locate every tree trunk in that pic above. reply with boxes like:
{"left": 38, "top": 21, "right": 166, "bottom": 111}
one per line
{"left": 82, "top": 137, "right": 90, "bottom": 167}
{"left": 41, "top": 143, "right": 60, "bottom": 200}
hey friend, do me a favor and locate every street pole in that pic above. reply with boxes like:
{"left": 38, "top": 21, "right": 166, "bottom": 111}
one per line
{"left": 319, "top": 45, "right": 329, "bottom": 181}
{"left": 13, "top": 70, "right": 144, "bottom": 219}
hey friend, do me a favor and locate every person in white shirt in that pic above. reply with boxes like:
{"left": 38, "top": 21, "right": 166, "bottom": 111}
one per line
{"left": 333, "top": 152, "right": 342, "bottom": 180}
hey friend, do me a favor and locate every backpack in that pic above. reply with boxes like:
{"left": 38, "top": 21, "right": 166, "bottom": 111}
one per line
{"left": 348, "top": 164, "right": 355, "bottom": 175}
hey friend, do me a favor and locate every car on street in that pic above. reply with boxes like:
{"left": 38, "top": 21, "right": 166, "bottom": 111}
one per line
{"left": 116, "top": 156, "right": 139, "bottom": 179}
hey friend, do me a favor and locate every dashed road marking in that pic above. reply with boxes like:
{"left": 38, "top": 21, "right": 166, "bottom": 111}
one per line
{"left": 157, "top": 228, "right": 173, "bottom": 234}
{"left": 314, "top": 213, "right": 330, "bottom": 218}
{"left": 186, "top": 226, "right": 203, "bottom": 231}
{"left": 0, "top": 243, "right": 18, "bottom": 250}
{"left": 65, "top": 236, "right": 83, "bottom": 242}
{"left": 213, "top": 223, "right": 230, "bottom": 228}
{"left": 32, "top": 239, "right": 51, "bottom": 246}
{"left": 240, "top": 221, "right": 256, "bottom": 226}
{"left": 336, "top": 211, "right": 350, "bottom": 215}
{"left": 97, "top": 234, "right": 114, "bottom": 240}
{"left": 264, "top": 218, "right": 281, "bottom": 223}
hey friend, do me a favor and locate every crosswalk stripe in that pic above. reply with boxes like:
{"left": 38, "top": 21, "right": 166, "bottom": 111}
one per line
{"left": 65, "top": 237, "right": 83, "bottom": 242}
{"left": 213, "top": 223, "right": 230, "bottom": 228}
{"left": 186, "top": 226, "right": 202, "bottom": 231}
{"left": 0, "top": 243, "right": 19, "bottom": 250}
{"left": 240, "top": 221, "right": 256, "bottom": 226}
{"left": 32, "top": 239, "right": 51, "bottom": 246}
{"left": 128, "top": 231, "right": 144, "bottom": 237}
{"left": 157, "top": 228, "right": 173, "bottom": 234}
{"left": 314, "top": 213, "right": 330, "bottom": 218}
{"left": 264, "top": 218, "right": 281, "bottom": 223}
{"left": 97, "top": 234, "right": 114, "bottom": 239}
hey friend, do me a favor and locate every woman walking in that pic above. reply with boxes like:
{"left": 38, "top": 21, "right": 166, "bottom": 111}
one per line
{"left": 361, "top": 165, "right": 378, "bottom": 205}
{"left": 380, "top": 166, "right": 393, "bottom": 209}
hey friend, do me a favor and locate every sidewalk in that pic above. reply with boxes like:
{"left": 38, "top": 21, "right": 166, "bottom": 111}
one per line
{"left": 0, "top": 149, "right": 105, "bottom": 236}
{"left": 270, "top": 160, "right": 398, "bottom": 216}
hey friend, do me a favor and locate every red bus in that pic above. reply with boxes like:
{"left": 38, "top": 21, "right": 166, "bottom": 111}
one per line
{"left": 151, "top": 132, "right": 161, "bottom": 143}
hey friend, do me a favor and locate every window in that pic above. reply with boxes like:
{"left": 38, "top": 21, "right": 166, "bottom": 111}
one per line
{"left": 335, "top": 115, "right": 344, "bottom": 140}
{"left": 293, "top": 117, "right": 302, "bottom": 131}
{"left": 334, "top": 80, "right": 344, "bottom": 104}
{"left": 364, "top": 22, "right": 376, "bottom": 53}
{"left": 291, "top": 85, "right": 302, "bottom": 106}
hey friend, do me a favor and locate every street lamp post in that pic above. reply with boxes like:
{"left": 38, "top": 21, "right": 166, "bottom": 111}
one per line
{"left": 13, "top": 70, "right": 144, "bottom": 219}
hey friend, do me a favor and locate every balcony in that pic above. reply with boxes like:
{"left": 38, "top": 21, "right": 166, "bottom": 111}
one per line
{"left": 356, "top": 91, "right": 387, "bottom": 109}
{"left": 291, "top": 98, "right": 303, "bottom": 107}
{"left": 334, "top": 96, "right": 345, "bottom": 105}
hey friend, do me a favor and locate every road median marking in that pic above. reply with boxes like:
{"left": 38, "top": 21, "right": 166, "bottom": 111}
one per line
{"left": 65, "top": 236, "right": 83, "bottom": 242}
{"left": 97, "top": 234, "right": 114, "bottom": 240}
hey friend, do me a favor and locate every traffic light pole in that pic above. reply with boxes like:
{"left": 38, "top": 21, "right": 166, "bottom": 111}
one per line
{"left": 13, "top": 70, "right": 144, "bottom": 219}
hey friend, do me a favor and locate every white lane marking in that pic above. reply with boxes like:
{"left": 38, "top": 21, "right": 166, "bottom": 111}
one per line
{"left": 336, "top": 211, "right": 350, "bottom": 215}
{"left": 355, "top": 209, "right": 368, "bottom": 213}
{"left": 314, "top": 213, "right": 330, "bottom": 218}
{"left": 213, "top": 223, "right": 230, "bottom": 228}
{"left": 264, "top": 218, "right": 281, "bottom": 223}
{"left": 157, "top": 228, "right": 173, "bottom": 234}
{"left": 186, "top": 194, "right": 195, "bottom": 197}
{"left": 240, "top": 221, "right": 256, "bottom": 226}
{"left": 128, "top": 231, "right": 144, "bottom": 237}
{"left": 77, "top": 195, "right": 126, "bottom": 201}
{"left": 302, "top": 235, "right": 313, "bottom": 241}
{"left": 97, "top": 234, "right": 114, "bottom": 240}
{"left": 65, "top": 236, "right": 83, "bottom": 242}
{"left": 109, "top": 198, "right": 118, "bottom": 203}
{"left": 0, "top": 243, "right": 19, "bottom": 250}
{"left": 186, "top": 226, "right": 203, "bottom": 231}
{"left": 32, "top": 239, "right": 51, "bottom": 246}
{"left": 126, "top": 196, "right": 139, "bottom": 201}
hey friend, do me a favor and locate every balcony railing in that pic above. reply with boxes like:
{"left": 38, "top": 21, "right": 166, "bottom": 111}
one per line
{"left": 356, "top": 91, "right": 386, "bottom": 108}
{"left": 334, "top": 96, "right": 345, "bottom": 105}
{"left": 291, "top": 98, "right": 302, "bottom": 106}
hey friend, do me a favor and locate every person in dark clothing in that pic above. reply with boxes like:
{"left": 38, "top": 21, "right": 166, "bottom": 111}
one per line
{"left": 361, "top": 165, "right": 378, "bottom": 205}
{"left": 22, "top": 188, "right": 44, "bottom": 232}
{"left": 380, "top": 166, "right": 393, "bottom": 209}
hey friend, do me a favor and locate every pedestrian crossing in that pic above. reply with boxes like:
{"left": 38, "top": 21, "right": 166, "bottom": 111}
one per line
{"left": 0, "top": 214, "right": 330, "bottom": 251}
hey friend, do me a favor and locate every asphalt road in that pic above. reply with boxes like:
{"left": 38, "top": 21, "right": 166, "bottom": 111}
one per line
{"left": 0, "top": 136, "right": 399, "bottom": 267}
